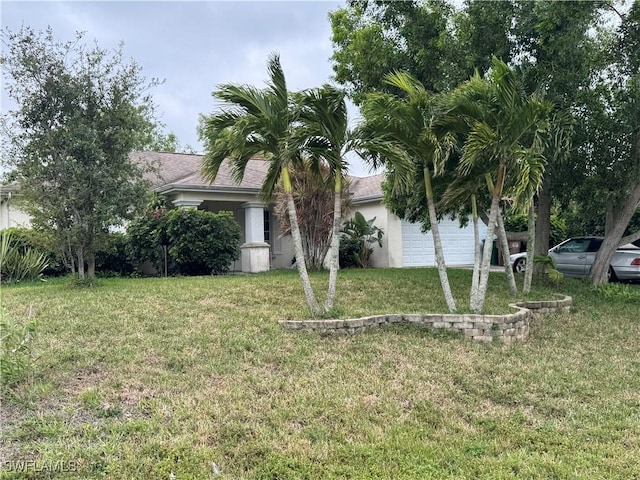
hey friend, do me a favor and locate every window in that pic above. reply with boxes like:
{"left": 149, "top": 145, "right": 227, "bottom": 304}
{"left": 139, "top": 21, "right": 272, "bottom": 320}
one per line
{"left": 263, "top": 210, "right": 270, "bottom": 243}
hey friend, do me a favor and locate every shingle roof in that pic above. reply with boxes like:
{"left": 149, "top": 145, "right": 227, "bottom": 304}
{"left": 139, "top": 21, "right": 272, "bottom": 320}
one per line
{"left": 349, "top": 174, "right": 385, "bottom": 201}
{"left": 131, "top": 151, "right": 383, "bottom": 200}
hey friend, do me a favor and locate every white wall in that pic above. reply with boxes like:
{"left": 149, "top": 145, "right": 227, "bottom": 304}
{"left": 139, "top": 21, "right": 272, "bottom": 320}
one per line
{"left": 349, "top": 200, "right": 402, "bottom": 268}
{"left": 0, "top": 199, "right": 31, "bottom": 230}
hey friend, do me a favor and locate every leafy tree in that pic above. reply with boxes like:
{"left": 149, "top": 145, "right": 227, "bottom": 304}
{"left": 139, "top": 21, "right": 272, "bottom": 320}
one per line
{"left": 200, "top": 53, "right": 325, "bottom": 315}
{"left": 586, "top": 2, "right": 640, "bottom": 284}
{"left": 1, "top": 27, "right": 158, "bottom": 280}
{"left": 330, "top": 0, "right": 457, "bottom": 104}
{"left": 273, "top": 162, "right": 351, "bottom": 272}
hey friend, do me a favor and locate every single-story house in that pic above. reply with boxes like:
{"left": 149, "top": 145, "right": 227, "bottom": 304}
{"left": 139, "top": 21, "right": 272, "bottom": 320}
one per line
{"left": 139, "top": 151, "right": 486, "bottom": 272}
{"left": 0, "top": 184, "right": 31, "bottom": 230}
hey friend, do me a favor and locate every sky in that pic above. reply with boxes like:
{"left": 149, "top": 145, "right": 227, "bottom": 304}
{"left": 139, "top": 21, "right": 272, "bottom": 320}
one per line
{"left": 1, "top": 0, "right": 374, "bottom": 176}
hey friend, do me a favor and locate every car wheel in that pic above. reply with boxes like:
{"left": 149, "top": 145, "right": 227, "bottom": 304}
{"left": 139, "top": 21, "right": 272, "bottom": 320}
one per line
{"left": 513, "top": 258, "right": 526, "bottom": 273}
{"left": 608, "top": 266, "right": 617, "bottom": 283}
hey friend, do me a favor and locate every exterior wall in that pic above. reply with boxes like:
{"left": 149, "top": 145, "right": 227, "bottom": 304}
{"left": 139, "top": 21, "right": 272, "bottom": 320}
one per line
{"left": 351, "top": 199, "right": 403, "bottom": 268}
{"left": 0, "top": 199, "right": 31, "bottom": 230}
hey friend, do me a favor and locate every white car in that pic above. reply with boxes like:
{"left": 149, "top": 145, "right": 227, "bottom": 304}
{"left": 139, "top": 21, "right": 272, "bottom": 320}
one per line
{"left": 509, "top": 237, "right": 640, "bottom": 281}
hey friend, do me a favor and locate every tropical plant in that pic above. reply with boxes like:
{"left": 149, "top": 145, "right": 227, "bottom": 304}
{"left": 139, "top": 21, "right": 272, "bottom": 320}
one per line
{"left": 199, "top": 53, "right": 324, "bottom": 314}
{"left": 0, "top": 231, "right": 49, "bottom": 283}
{"left": 357, "top": 71, "right": 458, "bottom": 312}
{"left": 274, "top": 162, "right": 351, "bottom": 271}
{"left": 294, "top": 84, "right": 354, "bottom": 311}
{"left": 340, "top": 212, "right": 384, "bottom": 268}
{"left": 442, "top": 58, "right": 552, "bottom": 312}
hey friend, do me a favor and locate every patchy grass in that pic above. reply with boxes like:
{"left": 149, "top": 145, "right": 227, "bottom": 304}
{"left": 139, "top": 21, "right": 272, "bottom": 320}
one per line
{"left": 1, "top": 268, "right": 639, "bottom": 479}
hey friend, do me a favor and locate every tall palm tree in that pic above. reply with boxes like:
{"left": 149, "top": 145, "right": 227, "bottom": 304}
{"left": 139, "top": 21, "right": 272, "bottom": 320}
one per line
{"left": 294, "top": 85, "right": 352, "bottom": 312}
{"left": 357, "top": 72, "right": 458, "bottom": 313}
{"left": 199, "top": 53, "right": 322, "bottom": 315}
{"left": 442, "top": 58, "right": 552, "bottom": 312}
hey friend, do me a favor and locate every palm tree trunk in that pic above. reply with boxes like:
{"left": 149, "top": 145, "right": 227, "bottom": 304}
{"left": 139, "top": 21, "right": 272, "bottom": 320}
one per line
{"left": 496, "top": 211, "right": 518, "bottom": 295}
{"left": 470, "top": 194, "right": 481, "bottom": 303}
{"left": 424, "top": 167, "right": 456, "bottom": 313}
{"left": 472, "top": 164, "right": 506, "bottom": 313}
{"left": 325, "top": 173, "right": 342, "bottom": 312}
{"left": 283, "top": 167, "right": 322, "bottom": 315}
{"left": 523, "top": 201, "right": 536, "bottom": 293}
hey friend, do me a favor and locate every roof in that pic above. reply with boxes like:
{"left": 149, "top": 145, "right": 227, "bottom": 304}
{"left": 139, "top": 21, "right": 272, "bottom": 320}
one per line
{"left": 131, "top": 151, "right": 384, "bottom": 200}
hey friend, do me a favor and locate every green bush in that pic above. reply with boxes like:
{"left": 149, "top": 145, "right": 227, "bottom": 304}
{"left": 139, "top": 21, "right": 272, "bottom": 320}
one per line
{"left": 95, "top": 232, "right": 135, "bottom": 277}
{"left": 0, "top": 231, "right": 49, "bottom": 283}
{"left": 128, "top": 208, "right": 241, "bottom": 275}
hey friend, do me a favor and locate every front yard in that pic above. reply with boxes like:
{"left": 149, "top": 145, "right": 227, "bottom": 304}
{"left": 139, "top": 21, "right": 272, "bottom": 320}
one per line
{"left": 1, "top": 269, "right": 639, "bottom": 479}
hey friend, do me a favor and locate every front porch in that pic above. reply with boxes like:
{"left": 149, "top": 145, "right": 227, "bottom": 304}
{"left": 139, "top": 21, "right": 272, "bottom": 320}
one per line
{"left": 168, "top": 191, "right": 293, "bottom": 273}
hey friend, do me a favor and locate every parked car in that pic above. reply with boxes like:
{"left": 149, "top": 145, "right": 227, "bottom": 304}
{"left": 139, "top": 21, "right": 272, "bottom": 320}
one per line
{"left": 509, "top": 237, "right": 640, "bottom": 281}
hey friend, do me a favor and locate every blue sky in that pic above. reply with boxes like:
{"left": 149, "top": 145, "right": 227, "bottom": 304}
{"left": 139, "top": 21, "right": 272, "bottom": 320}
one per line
{"left": 1, "top": 0, "right": 373, "bottom": 175}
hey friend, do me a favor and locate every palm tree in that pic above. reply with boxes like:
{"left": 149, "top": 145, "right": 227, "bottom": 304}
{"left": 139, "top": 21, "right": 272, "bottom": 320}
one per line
{"left": 357, "top": 72, "right": 458, "bottom": 313}
{"left": 292, "top": 85, "right": 353, "bottom": 312}
{"left": 442, "top": 58, "right": 552, "bottom": 312}
{"left": 199, "top": 53, "right": 322, "bottom": 315}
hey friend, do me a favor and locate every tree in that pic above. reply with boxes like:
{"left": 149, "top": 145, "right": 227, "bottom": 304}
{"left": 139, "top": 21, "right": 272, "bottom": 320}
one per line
{"left": 273, "top": 161, "right": 351, "bottom": 271}
{"left": 200, "top": 53, "right": 326, "bottom": 315}
{"left": 293, "top": 85, "right": 354, "bottom": 312}
{"left": 357, "top": 72, "right": 458, "bottom": 312}
{"left": 443, "top": 59, "right": 552, "bottom": 312}
{"left": 587, "top": 1, "right": 640, "bottom": 284}
{"left": 1, "top": 27, "right": 158, "bottom": 280}
{"left": 330, "top": 0, "right": 457, "bottom": 104}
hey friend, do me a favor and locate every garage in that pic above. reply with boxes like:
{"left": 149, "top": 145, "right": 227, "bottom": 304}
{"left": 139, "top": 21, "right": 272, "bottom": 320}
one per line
{"left": 401, "top": 217, "right": 486, "bottom": 267}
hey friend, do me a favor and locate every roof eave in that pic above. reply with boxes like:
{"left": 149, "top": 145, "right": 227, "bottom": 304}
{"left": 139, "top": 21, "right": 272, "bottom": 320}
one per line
{"left": 154, "top": 184, "right": 262, "bottom": 195}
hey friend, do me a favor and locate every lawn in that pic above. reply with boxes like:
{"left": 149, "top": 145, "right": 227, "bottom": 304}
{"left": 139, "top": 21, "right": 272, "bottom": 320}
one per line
{"left": 1, "top": 268, "right": 639, "bottom": 479}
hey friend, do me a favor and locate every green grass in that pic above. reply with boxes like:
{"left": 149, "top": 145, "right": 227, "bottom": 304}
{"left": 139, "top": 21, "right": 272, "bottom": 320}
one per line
{"left": 1, "top": 268, "right": 639, "bottom": 479}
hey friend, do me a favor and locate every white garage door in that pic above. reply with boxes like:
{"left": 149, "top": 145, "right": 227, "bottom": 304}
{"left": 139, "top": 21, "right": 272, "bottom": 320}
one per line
{"left": 401, "top": 217, "right": 486, "bottom": 267}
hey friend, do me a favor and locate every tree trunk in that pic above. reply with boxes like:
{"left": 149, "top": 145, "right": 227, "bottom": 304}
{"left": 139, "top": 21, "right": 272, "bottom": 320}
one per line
{"left": 283, "top": 167, "right": 322, "bottom": 315}
{"left": 523, "top": 201, "right": 536, "bottom": 294}
{"left": 471, "top": 195, "right": 481, "bottom": 302}
{"left": 534, "top": 176, "right": 552, "bottom": 275}
{"left": 87, "top": 252, "right": 96, "bottom": 279}
{"left": 591, "top": 182, "right": 640, "bottom": 285}
{"left": 472, "top": 164, "right": 506, "bottom": 313}
{"left": 496, "top": 211, "right": 518, "bottom": 295}
{"left": 324, "top": 173, "right": 342, "bottom": 312}
{"left": 76, "top": 246, "right": 85, "bottom": 279}
{"left": 424, "top": 167, "right": 456, "bottom": 313}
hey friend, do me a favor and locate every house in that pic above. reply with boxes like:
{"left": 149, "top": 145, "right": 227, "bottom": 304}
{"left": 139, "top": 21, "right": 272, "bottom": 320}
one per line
{"left": 0, "top": 184, "right": 31, "bottom": 230}
{"left": 139, "top": 151, "right": 486, "bottom": 272}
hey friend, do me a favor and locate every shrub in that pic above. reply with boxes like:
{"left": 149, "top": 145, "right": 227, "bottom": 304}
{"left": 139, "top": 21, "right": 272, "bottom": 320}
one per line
{"left": 1, "top": 227, "right": 67, "bottom": 276}
{"left": 0, "top": 231, "right": 49, "bottom": 283}
{"left": 95, "top": 232, "right": 135, "bottom": 277}
{"left": 165, "top": 209, "right": 241, "bottom": 275}
{"left": 340, "top": 212, "right": 384, "bottom": 268}
{"left": 128, "top": 207, "right": 241, "bottom": 276}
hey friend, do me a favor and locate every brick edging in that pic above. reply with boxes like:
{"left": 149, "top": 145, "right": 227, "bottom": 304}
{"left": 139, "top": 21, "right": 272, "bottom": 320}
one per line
{"left": 279, "top": 295, "right": 572, "bottom": 344}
